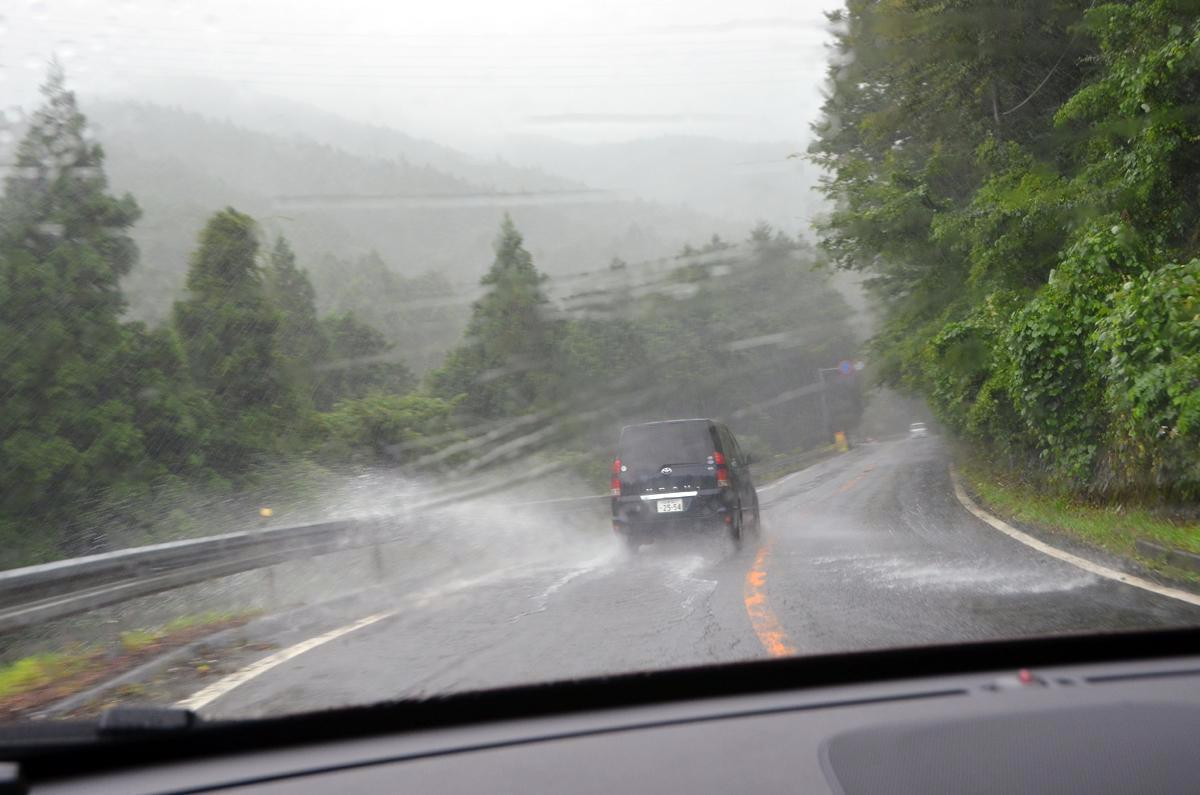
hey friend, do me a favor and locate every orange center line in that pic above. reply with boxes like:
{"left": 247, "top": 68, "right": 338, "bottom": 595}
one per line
{"left": 837, "top": 462, "right": 876, "bottom": 493}
{"left": 743, "top": 540, "right": 797, "bottom": 658}
{"left": 745, "top": 462, "right": 876, "bottom": 657}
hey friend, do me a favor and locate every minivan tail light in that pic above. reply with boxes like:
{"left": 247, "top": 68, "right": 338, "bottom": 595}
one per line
{"left": 610, "top": 458, "right": 622, "bottom": 497}
{"left": 713, "top": 451, "right": 730, "bottom": 488}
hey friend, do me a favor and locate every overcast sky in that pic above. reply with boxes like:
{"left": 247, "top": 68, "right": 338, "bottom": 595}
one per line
{"left": 1, "top": 0, "right": 838, "bottom": 149}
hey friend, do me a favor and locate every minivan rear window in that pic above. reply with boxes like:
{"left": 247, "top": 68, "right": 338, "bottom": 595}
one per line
{"left": 619, "top": 422, "right": 715, "bottom": 468}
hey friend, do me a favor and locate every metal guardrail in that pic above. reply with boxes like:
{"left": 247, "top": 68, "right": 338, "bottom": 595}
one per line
{"left": 0, "top": 495, "right": 612, "bottom": 636}
{"left": 0, "top": 458, "right": 837, "bottom": 635}
{"left": 0, "top": 518, "right": 404, "bottom": 634}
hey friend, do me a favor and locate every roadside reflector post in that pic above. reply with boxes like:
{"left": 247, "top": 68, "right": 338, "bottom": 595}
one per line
{"left": 263, "top": 565, "right": 278, "bottom": 606}
{"left": 372, "top": 542, "right": 386, "bottom": 582}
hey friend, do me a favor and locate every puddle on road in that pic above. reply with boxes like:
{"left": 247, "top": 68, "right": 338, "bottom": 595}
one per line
{"left": 504, "top": 548, "right": 724, "bottom": 623}
{"left": 662, "top": 554, "right": 720, "bottom": 610}
{"left": 815, "top": 554, "right": 1098, "bottom": 595}
{"left": 507, "top": 554, "right": 620, "bottom": 622}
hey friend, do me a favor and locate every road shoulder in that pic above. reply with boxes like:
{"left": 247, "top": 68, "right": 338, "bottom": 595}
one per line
{"left": 951, "top": 465, "right": 1200, "bottom": 605}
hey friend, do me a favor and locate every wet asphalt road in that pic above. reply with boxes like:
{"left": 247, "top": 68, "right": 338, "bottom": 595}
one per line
{"left": 191, "top": 438, "right": 1200, "bottom": 719}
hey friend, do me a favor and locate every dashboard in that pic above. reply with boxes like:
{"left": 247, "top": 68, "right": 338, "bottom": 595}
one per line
{"left": 13, "top": 631, "right": 1200, "bottom": 794}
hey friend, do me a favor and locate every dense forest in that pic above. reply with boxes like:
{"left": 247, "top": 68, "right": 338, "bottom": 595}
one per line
{"left": 812, "top": 0, "right": 1200, "bottom": 502}
{"left": 0, "top": 68, "right": 860, "bottom": 568}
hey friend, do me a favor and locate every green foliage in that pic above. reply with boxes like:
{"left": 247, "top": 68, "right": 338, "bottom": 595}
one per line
{"left": 0, "top": 650, "right": 97, "bottom": 699}
{"left": 173, "top": 208, "right": 299, "bottom": 470}
{"left": 318, "top": 393, "right": 462, "bottom": 466}
{"left": 1097, "top": 258, "right": 1200, "bottom": 498}
{"left": 314, "top": 312, "right": 414, "bottom": 410}
{"left": 429, "top": 215, "right": 564, "bottom": 420}
{"left": 0, "top": 65, "right": 188, "bottom": 552}
{"left": 813, "top": 0, "right": 1200, "bottom": 503}
{"left": 1055, "top": 2, "right": 1200, "bottom": 250}
{"left": 312, "top": 251, "right": 466, "bottom": 375}
{"left": 0, "top": 69, "right": 863, "bottom": 567}
{"left": 266, "top": 236, "right": 324, "bottom": 384}
{"left": 559, "top": 224, "right": 862, "bottom": 454}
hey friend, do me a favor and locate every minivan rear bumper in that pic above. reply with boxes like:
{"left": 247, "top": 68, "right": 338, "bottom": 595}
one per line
{"left": 611, "top": 488, "right": 734, "bottom": 538}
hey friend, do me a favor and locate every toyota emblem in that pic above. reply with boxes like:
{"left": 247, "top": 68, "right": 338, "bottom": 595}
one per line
{"left": 660, "top": 466, "right": 673, "bottom": 474}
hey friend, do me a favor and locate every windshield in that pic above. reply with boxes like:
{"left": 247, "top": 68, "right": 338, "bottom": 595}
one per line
{"left": 619, "top": 423, "right": 715, "bottom": 468}
{"left": 2, "top": 0, "right": 1199, "bottom": 728}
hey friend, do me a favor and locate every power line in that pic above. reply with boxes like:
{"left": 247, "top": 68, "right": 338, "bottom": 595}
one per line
{"left": 11, "top": 18, "right": 829, "bottom": 43}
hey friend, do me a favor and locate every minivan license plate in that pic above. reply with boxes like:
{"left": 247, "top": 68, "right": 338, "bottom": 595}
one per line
{"left": 656, "top": 498, "right": 684, "bottom": 513}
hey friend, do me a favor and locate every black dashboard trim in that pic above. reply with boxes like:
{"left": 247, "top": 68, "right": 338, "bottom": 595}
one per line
{"left": 144, "top": 689, "right": 972, "bottom": 794}
{"left": 6, "top": 626, "right": 1200, "bottom": 782}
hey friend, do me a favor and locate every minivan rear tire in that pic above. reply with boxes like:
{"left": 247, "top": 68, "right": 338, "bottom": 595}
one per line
{"left": 729, "top": 504, "right": 743, "bottom": 551}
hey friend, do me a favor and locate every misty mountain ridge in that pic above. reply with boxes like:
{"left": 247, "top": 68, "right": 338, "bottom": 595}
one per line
{"left": 116, "top": 77, "right": 580, "bottom": 193}
{"left": 496, "top": 133, "right": 826, "bottom": 233}
{"left": 86, "top": 100, "right": 732, "bottom": 327}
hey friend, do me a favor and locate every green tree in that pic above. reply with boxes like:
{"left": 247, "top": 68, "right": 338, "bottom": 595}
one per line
{"left": 0, "top": 64, "right": 154, "bottom": 553}
{"left": 811, "top": 0, "right": 1200, "bottom": 499}
{"left": 264, "top": 235, "right": 326, "bottom": 411}
{"left": 173, "top": 208, "right": 296, "bottom": 470}
{"left": 318, "top": 393, "right": 461, "bottom": 466}
{"left": 314, "top": 312, "right": 414, "bottom": 410}
{"left": 313, "top": 251, "right": 467, "bottom": 375}
{"left": 265, "top": 235, "right": 323, "bottom": 367}
{"left": 633, "top": 226, "right": 859, "bottom": 449}
{"left": 429, "top": 215, "right": 563, "bottom": 419}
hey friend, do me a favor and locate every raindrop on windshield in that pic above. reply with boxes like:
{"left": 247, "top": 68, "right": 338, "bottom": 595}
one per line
{"left": 55, "top": 40, "right": 78, "bottom": 60}
{"left": 29, "top": 1, "right": 49, "bottom": 22}
{"left": 0, "top": 14, "right": 8, "bottom": 36}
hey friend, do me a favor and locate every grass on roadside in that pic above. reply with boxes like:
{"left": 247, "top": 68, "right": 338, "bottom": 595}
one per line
{"left": 0, "top": 609, "right": 260, "bottom": 716}
{"left": 119, "top": 611, "right": 252, "bottom": 653}
{"left": 0, "top": 649, "right": 101, "bottom": 700}
{"left": 959, "top": 459, "right": 1200, "bottom": 580}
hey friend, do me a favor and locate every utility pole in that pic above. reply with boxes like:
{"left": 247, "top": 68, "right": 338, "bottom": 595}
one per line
{"left": 816, "top": 366, "right": 838, "bottom": 443}
{"left": 816, "top": 361, "right": 865, "bottom": 445}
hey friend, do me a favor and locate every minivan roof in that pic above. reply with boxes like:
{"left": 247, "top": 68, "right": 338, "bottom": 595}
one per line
{"left": 621, "top": 418, "right": 714, "bottom": 432}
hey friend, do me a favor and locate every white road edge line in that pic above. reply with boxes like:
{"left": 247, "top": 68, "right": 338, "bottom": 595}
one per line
{"left": 950, "top": 466, "right": 1200, "bottom": 608}
{"left": 176, "top": 610, "right": 397, "bottom": 712}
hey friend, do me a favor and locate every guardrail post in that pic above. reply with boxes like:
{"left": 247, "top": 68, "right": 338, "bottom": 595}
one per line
{"left": 263, "top": 564, "right": 278, "bottom": 605}
{"left": 371, "top": 541, "right": 386, "bottom": 582}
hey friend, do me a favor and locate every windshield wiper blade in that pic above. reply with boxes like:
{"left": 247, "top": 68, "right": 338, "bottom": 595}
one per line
{"left": 97, "top": 706, "right": 200, "bottom": 737}
{"left": 0, "top": 707, "right": 200, "bottom": 754}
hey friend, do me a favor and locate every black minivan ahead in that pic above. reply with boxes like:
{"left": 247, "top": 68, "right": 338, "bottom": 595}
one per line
{"left": 611, "top": 419, "right": 760, "bottom": 551}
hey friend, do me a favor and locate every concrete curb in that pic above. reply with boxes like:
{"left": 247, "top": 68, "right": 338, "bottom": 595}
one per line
{"left": 1134, "top": 539, "right": 1200, "bottom": 575}
{"left": 950, "top": 465, "right": 1200, "bottom": 609}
